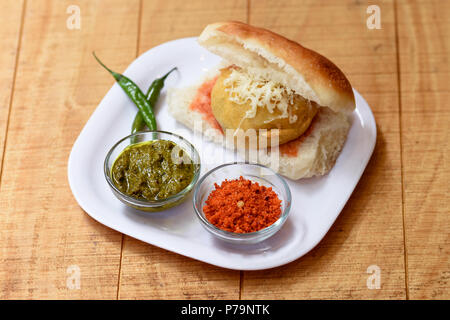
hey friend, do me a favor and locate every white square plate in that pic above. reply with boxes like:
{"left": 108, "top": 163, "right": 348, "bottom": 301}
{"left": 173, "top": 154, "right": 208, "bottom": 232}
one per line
{"left": 68, "top": 37, "right": 376, "bottom": 270}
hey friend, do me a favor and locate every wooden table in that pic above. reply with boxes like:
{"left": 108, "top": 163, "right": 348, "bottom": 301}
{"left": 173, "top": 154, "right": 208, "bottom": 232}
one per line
{"left": 0, "top": 0, "right": 448, "bottom": 299}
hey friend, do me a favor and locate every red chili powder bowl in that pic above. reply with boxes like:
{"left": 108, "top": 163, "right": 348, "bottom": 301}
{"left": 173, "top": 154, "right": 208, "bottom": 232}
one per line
{"left": 203, "top": 176, "right": 282, "bottom": 233}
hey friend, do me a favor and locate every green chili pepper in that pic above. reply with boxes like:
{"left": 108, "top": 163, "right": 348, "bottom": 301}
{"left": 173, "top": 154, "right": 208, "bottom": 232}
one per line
{"left": 131, "top": 110, "right": 147, "bottom": 136}
{"left": 131, "top": 67, "right": 177, "bottom": 135}
{"left": 93, "top": 52, "right": 157, "bottom": 131}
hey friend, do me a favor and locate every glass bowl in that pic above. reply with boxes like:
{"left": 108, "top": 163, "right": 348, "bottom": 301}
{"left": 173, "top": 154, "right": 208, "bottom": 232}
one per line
{"left": 104, "top": 131, "right": 200, "bottom": 212}
{"left": 193, "top": 162, "right": 291, "bottom": 244}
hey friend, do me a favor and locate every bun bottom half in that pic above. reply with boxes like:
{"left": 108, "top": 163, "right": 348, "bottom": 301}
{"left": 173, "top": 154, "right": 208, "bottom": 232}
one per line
{"left": 167, "top": 78, "right": 351, "bottom": 180}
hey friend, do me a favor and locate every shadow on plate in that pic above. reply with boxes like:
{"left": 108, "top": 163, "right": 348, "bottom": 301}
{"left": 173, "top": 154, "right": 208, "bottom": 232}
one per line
{"left": 210, "top": 217, "right": 306, "bottom": 255}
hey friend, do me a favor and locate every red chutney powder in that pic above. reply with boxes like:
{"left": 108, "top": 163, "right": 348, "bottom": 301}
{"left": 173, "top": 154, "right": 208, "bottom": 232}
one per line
{"left": 189, "top": 77, "right": 223, "bottom": 133}
{"left": 203, "top": 176, "right": 282, "bottom": 233}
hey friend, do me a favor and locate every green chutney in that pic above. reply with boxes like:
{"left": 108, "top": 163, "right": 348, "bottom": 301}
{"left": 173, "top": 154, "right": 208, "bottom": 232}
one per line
{"left": 111, "top": 140, "right": 196, "bottom": 201}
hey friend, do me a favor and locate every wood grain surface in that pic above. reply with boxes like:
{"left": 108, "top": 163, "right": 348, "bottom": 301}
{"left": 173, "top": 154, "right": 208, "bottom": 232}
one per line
{"left": 0, "top": 0, "right": 24, "bottom": 174}
{"left": 397, "top": 0, "right": 449, "bottom": 299}
{"left": 241, "top": 0, "right": 405, "bottom": 300}
{"left": 0, "top": 0, "right": 448, "bottom": 300}
{"left": 117, "top": 0, "right": 246, "bottom": 300}
{"left": 0, "top": 0, "right": 139, "bottom": 299}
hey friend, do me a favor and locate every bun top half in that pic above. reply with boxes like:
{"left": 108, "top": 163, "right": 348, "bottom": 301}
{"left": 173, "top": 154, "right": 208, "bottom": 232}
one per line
{"left": 198, "top": 21, "right": 355, "bottom": 114}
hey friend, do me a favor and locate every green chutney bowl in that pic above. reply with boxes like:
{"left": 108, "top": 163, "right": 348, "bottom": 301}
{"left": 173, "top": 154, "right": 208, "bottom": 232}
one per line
{"left": 104, "top": 131, "right": 201, "bottom": 212}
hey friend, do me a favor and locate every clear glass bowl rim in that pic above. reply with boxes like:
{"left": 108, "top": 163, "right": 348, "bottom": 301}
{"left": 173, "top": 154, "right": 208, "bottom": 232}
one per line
{"left": 104, "top": 130, "right": 201, "bottom": 207}
{"left": 193, "top": 162, "right": 292, "bottom": 239}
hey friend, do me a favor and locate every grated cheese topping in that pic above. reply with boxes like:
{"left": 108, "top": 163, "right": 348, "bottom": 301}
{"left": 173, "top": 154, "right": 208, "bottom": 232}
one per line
{"left": 223, "top": 68, "right": 299, "bottom": 124}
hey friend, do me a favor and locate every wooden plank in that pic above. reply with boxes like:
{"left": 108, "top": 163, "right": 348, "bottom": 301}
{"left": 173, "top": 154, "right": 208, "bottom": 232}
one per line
{"left": 0, "top": 0, "right": 140, "bottom": 299}
{"left": 241, "top": 0, "right": 406, "bottom": 299}
{"left": 0, "top": 0, "right": 24, "bottom": 174}
{"left": 397, "top": 0, "right": 450, "bottom": 299}
{"left": 117, "top": 0, "right": 247, "bottom": 299}
{"left": 118, "top": 237, "right": 240, "bottom": 299}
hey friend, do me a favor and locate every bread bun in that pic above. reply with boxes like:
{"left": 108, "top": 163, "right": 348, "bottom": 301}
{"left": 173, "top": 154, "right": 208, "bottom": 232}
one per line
{"left": 199, "top": 21, "right": 355, "bottom": 113}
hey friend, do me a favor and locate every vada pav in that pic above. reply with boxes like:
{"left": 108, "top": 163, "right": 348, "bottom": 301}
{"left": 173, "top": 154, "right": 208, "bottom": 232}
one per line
{"left": 168, "top": 21, "right": 355, "bottom": 179}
